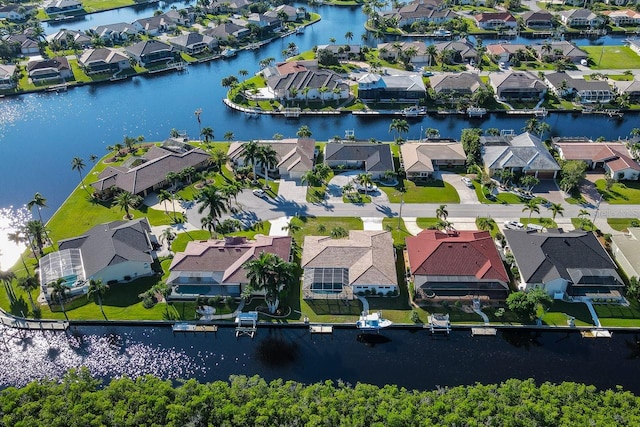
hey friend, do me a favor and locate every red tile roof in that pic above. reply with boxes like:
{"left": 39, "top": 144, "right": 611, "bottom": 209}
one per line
{"left": 406, "top": 230, "right": 508, "bottom": 282}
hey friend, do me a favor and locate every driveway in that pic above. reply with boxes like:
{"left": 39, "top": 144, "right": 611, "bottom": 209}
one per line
{"left": 437, "top": 171, "right": 479, "bottom": 204}
{"left": 325, "top": 171, "right": 389, "bottom": 204}
{"left": 532, "top": 180, "right": 564, "bottom": 204}
{"left": 277, "top": 178, "right": 307, "bottom": 203}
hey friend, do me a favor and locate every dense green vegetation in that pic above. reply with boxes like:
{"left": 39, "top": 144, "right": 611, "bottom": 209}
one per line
{"left": 2, "top": 370, "right": 640, "bottom": 426}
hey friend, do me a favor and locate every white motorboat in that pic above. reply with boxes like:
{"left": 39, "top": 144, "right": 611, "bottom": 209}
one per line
{"left": 356, "top": 311, "right": 392, "bottom": 331}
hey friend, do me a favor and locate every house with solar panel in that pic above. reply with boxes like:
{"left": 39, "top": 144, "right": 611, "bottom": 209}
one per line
{"left": 38, "top": 219, "right": 156, "bottom": 302}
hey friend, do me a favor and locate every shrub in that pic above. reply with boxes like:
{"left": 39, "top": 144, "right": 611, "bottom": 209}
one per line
{"left": 410, "top": 310, "right": 420, "bottom": 323}
{"left": 142, "top": 296, "right": 155, "bottom": 309}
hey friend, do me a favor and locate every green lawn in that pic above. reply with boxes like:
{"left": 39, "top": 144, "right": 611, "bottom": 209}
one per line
{"left": 595, "top": 179, "right": 640, "bottom": 204}
{"left": 541, "top": 301, "right": 594, "bottom": 327}
{"left": 81, "top": 0, "right": 134, "bottom": 12}
{"left": 343, "top": 193, "right": 371, "bottom": 204}
{"left": 571, "top": 217, "right": 597, "bottom": 231}
{"left": 171, "top": 222, "right": 272, "bottom": 253}
{"left": 596, "top": 302, "right": 640, "bottom": 327}
{"left": 416, "top": 217, "right": 438, "bottom": 229}
{"left": 288, "top": 216, "right": 364, "bottom": 244}
{"left": 476, "top": 217, "right": 499, "bottom": 237}
{"left": 382, "top": 218, "right": 412, "bottom": 246}
{"left": 582, "top": 46, "right": 640, "bottom": 70}
{"left": 473, "top": 181, "right": 526, "bottom": 204}
{"left": 608, "top": 218, "right": 640, "bottom": 231}
{"left": 379, "top": 179, "right": 459, "bottom": 203}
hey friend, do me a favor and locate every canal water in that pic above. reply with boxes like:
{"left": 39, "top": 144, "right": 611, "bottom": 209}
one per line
{"left": 1, "top": 325, "right": 640, "bottom": 391}
{"left": 0, "top": 2, "right": 637, "bottom": 269}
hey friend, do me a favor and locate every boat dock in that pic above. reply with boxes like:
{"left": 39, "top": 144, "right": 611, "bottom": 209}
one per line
{"left": 1, "top": 315, "right": 69, "bottom": 331}
{"left": 427, "top": 313, "right": 451, "bottom": 334}
{"left": 505, "top": 108, "right": 547, "bottom": 117}
{"left": 471, "top": 327, "right": 497, "bottom": 337}
{"left": 172, "top": 322, "right": 218, "bottom": 334}
{"left": 309, "top": 325, "right": 333, "bottom": 334}
{"left": 235, "top": 311, "right": 259, "bottom": 338}
{"left": 467, "top": 107, "right": 487, "bottom": 118}
{"left": 581, "top": 329, "right": 612, "bottom": 338}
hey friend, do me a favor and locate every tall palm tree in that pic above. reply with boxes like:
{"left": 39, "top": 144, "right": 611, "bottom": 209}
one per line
{"left": 201, "top": 214, "right": 217, "bottom": 238}
{"left": 210, "top": 148, "right": 228, "bottom": 174}
{"left": 477, "top": 217, "right": 493, "bottom": 232}
{"left": 161, "top": 227, "right": 177, "bottom": 252}
{"left": 157, "top": 189, "right": 173, "bottom": 217}
{"left": 436, "top": 204, "right": 448, "bottom": 221}
{"left": 296, "top": 125, "right": 312, "bottom": 138}
{"left": 241, "top": 140, "right": 261, "bottom": 180}
{"left": 200, "top": 126, "right": 214, "bottom": 143}
{"left": 522, "top": 199, "right": 540, "bottom": 222}
{"left": 257, "top": 145, "right": 278, "bottom": 189}
{"left": 87, "top": 278, "right": 109, "bottom": 320}
{"left": 27, "top": 192, "right": 53, "bottom": 248}
{"left": 71, "top": 157, "right": 91, "bottom": 195}
{"left": 49, "top": 278, "right": 69, "bottom": 321}
{"left": 549, "top": 202, "right": 564, "bottom": 221}
{"left": 224, "top": 131, "right": 235, "bottom": 141}
{"left": 243, "top": 252, "right": 295, "bottom": 314}
{"left": 426, "top": 44, "right": 437, "bottom": 66}
{"left": 115, "top": 191, "right": 140, "bottom": 220}
{"left": 194, "top": 108, "right": 202, "bottom": 140}
{"left": 196, "top": 186, "right": 228, "bottom": 236}
{"left": 578, "top": 209, "right": 591, "bottom": 229}
{"left": 357, "top": 172, "right": 374, "bottom": 197}
{"left": 25, "top": 219, "right": 48, "bottom": 258}
{"left": 389, "top": 119, "right": 409, "bottom": 143}
{"left": 17, "top": 275, "right": 39, "bottom": 313}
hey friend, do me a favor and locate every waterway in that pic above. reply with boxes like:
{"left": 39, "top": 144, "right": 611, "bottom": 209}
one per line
{"left": 1, "top": 324, "right": 640, "bottom": 391}
{"left": 0, "top": 3, "right": 638, "bottom": 269}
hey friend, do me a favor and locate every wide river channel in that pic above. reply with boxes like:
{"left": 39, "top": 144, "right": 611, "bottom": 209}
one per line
{"left": 1, "top": 2, "right": 640, "bottom": 391}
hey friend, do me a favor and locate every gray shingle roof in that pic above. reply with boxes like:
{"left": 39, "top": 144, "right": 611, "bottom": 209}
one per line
{"left": 57, "top": 218, "right": 153, "bottom": 279}
{"left": 324, "top": 143, "right": 394, "bottom": 172}
{"left": 482, "top": 132, "right": 560, "bottom": 172}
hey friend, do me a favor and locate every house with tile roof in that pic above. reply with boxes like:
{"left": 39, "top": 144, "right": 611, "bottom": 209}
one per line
{"left": 486, "top": 43, "right": 527, "bottom": 63}
{"left": 489, "top": 70, "right": 547, "bottom": 100}
{"left": 474, "top": 12, "right": 517, "bottom": 30}
{"left": 167, "top": 235, "right": 292, "bottom": 299}
{"left": 504, "top": 229, "right": 624, "bottom": 299}
{"left": 203, "top": 22, "right": 250, "bottom": 42}
{"left": 611, "top": 228, "right": 640, "bottom": 279}
{"left": 0, "top": 64, "right": 17, "bottom": 89}
{"left": 301, "top": 231, "right": 397, "bottom": 300}
{"left": 357, "top": 72, "right": 426, "bottom": 101}
{"left": 554, "top": 138, "right": 640, "bottom": 180}
{"left": 612, "top": 79, "right": 640, "bottom": 103}
{"left": 481, "top": 132, "right": 560, "bottom": 179}
{"left": 227, "top": 138, "right": 315, "bottom": 180}
{"left": 47, "top": 29, "right": 92, "bottom": 49}
{"left": 90, "top": 23, "right": 139, "bottom": 43}
{"left": 377, "top": 41, "right": 431, "bottom": 63}
{"left": 78, "top": 48, "right": 131, "bottom": 74}
{"left": 132, "top": 15, "right": 177, "bottom": 36}
{"left": 324, "top": 143, "right": 394, "bottom": 179}
{"left": 267, "top": 69, "right": 349, "bottom": 102}
{"left": 406, "top": 230, "right": 509, "bottom": 300}
{"left": 400, "top": 141, "right": 466, "bottom": 179}
{"left": 39, "top": 219, "right": 155, "bottom": 300}
{"left": 91, "top": 142, "right": 210, "bottom": 197}
{"left": 381, "top": 0, "right": 454, "bottom": 27}
{"left": 530, "top": 41, "right": 587, "bottom": 63}
{"left": 521, "top": 10, "right": 555, "bottom": 28}
{"left": 602, "top": 9, "right": 640, "bottom": 26}
{"left": 560, "top": 8, "right": 606, "bottom": 27}
{"left": 429, "top": 72, "right": 485, "bottom": 98}
{"left": 2, "top": 34, "right": 39, "bottom": 55}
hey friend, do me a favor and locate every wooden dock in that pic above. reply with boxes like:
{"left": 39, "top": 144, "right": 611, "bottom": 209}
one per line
{"left": 1, "top": 316, "right": 69, "bottom": 331}
{"left": 172, "top": 322, "right": 218, "bottom": 333}
{"left": 309, "top": 325, "right": 333, "bottom": 334}
{"left": 471, "top": 327, "right": 497, "bottom": 337}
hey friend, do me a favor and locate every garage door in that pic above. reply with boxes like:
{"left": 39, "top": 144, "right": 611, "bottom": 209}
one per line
{"left": 536, "top": 171, "right": 556, "bottom": 179}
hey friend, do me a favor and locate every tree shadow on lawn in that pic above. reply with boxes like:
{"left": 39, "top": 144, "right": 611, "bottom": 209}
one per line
{"left": 414, "top": 179, "right": 445, "bottom": 189}
{"left": 101, "top": 276, "right": 159, "bottom": 308}
{"left": 305, "top": 299, "right": 361, "bottom": 315}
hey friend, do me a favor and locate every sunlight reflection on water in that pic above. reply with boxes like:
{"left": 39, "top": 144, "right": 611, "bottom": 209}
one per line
{"left": 0, "top": 206, "right": 30, "bottom": 271}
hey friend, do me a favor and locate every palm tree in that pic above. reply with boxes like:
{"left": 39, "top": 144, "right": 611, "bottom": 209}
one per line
{"left": 25, "top": 219, "right": 48, "bottom": 258}
{"left": 389, "top": 119, "right": 409, "bottom": 143}
{"left": 115, "top": 191, "right": 140, "bottom": 219}
{"left": 224, "top": 131, "right": 235, "bottom": 141}
{"left": 342, "top": 181, "right": 354, "bottom": 197}
{"left": 241, "top": 140, "right": 261, "bottom": 180}
{"left": 200, "top": 126, "right": 214, "bottom": 143}
{"left": 522, "top": 199, "right": 540, "bottom": 223}
{"left": 201, "top": 214, "right": 217, "bottom": 238}
{"left": 435, "top": 219, "right": 452, "bottom": 231}
{"left": 49, "top": 278, "right": 69, "bottom": 321}
{"left": 436, "top": 204, "right": 448, "bottom": 221}
{"left": 194, "top": 108, "right": 202, "bottom": 140}
{"left": 71, "top": 157, "right": 91, "bottom": 195}
{"left": 523, "top": 118, "right": 540, "bottom": 134}
{"left": 281, "top": 220, "right": 302, "bottom": 235}
{"left": 297, "top": 125, "right": 312, "bottom": 138}
{"left": 157, "top": 189, "right": 173, "bottom": 217}
{"left": 344, "top": 31, "right": 353, "bottom": 43}
{"left": 89, "top": 154, "right": 98, "bottom": 164}
{"left": 209, "top": 148, "right": 228, "bottom": 174}
{"left": 578, "top": 209, "right": 591, "bottom": 229}
{"left": 330, "top": 226, "right": 348, "bottom": 238}
{"left": 426, "top": 44, "right": 437, "bottom": 66}
{"left": 257, "top": 145, "right": 278, "bottom": 188}
{"left": 87, "top": 278, "right": 109, "bottom": 320}
{"left": 17, "top": 275, "right": 39, "bottom": 314}
{"left": 196, "top": 186, "right": 228, "bottom": 235}
{"left": 27, "top": 192, "right": 53, "bottom": 247}
{"left": 549, "top": 202, "right": 564, "bottom": 221}
{"left": 357, "top": 172, "right": 374, "bottom": 197}
{"left": 477, "top": 217, "right": 494, "bottom": 232}
{"left": 243, "top": 252, "right": 295, "bottom": 314}
{"left": 160, "top": 227, "right": 177, "bottom": 253}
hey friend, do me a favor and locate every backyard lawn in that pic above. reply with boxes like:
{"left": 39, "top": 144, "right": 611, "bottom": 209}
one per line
{"left": 595, "top": 179, "right": 640, "bottom": 204}
{"left": 540, "top": 301, "right": 594, "bottom": 327}
{"left": 380, "top": 179, "right": 459, "bottom": 203}
{"left": 596, "top": 303, "right": 640, "bottom": 327}
{"left": 582, "top": 46, "right": 640, "bottom": 70}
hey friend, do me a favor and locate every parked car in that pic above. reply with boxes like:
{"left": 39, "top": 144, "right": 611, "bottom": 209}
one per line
{"left": 461, "top": 177, "right": 474, "bottom": 188}
{"left": 252, "top": 189, "right": 267, "bottom": 198}
{"left": 503, "top": 220, "right": 524, "bottom": 230}
{"left": 499, "top": 62, "right": 507, "bottom": 69}
{"left": 356, "top": 183, "right": 378, "bottom": 193}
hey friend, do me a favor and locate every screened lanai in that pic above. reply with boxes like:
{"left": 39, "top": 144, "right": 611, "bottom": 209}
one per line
{"left": 39, "top": 248, "right": 86, "bottom": 290}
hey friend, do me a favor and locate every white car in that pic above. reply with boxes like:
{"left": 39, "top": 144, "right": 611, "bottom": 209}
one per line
{"left": 356, "top": 183, "right": 378, "bottom": 193}
{"left": 461, "top": 177, "right": 474, "bottom": 188}
{"left": 252, "top": 189, "right": 267, "bottom": 198}
{"left": 499, "top": 62, "right": 507, "bottom": 69}
{"left": 504, "top": 220, "right": 524, "bottom": 230}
